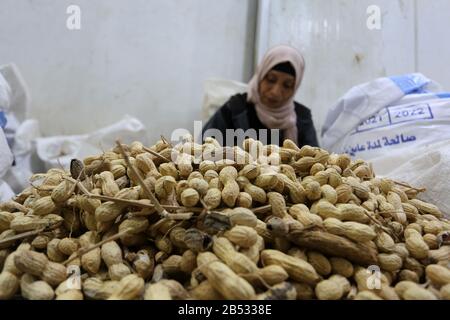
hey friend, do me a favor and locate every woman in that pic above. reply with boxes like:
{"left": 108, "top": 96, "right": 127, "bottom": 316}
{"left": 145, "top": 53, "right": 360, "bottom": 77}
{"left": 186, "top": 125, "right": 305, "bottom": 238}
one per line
{"left": 202, "top": 45, "right": 318, "bottom": 147}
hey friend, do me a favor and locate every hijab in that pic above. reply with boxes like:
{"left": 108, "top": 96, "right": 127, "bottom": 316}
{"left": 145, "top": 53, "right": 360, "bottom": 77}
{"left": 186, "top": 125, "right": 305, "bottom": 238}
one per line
{"left": 247, "top": 45, "right": 305, "bottom": 144}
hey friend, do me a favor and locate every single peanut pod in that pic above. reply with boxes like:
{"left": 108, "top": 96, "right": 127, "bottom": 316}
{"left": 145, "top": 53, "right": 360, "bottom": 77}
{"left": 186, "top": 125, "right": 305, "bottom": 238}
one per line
{"left": 422, "top": 233, "right": 439, "bottom": 249}
{"left": 14, "top": 250, "right": 48, "bottom": 277}
{"left": 203, "top": 188, "right": 222, "bottom": 209}
{"left": 162, "top": 255, "right": 183, "bottom": 276}
{"left": 109, "top": 263, "right": 131, "bottom": 281}
{"left": 260, "top": 250, "right": 320, "bottom": 285}
{"left": 21, "top": 274, "right": 54, "bottom": 300}
{"left": 336, "top": 203, "right": 370, "bottom": 223}
{"left": 108, "top": 274, "right": 144, "bottom": 300}
{"left": 0, "top": 271, "right": 20, "bottom": 300}
{"left": 395, "top": 281, "right": 419, "bottom": 298}
{"left": 221, "top": 180, "right": 240, "bottom": 207}
{"left": 426, "top": 264, "right": 450, "bottom": 287}
{"left": 45, "top": 239, "right": 65, "bottom": 263}
{"left": 133, "top": 249, "right": 154, "bottom": 280}
{"left": 51, "top": 180, "right": 74, "bottom": 203}
{"left": 40, "top": 261, "right": 67, "bottom": 287}
{"left": 398, "top": 270, "right": 420, "bottom": 283}
{"left": 377, "top": 253, "right": 403, "bottom": 272}
{"left": 144, "top": 282, "right": 172, "bottom": 300}
{"left": 323, "top": 218, "right": 376, "bottom": 242}
{"left": 229, "top": 207, "right": 257, "bottom": 228}
{"left": 212, "top": 237, "right": 259, "bottom": 275}
{"left": 180, "top": 188, "right": 200, "bottom": 207}
{"left": 3, "top": 244, "right": 30, "bottom": 276}
{"left": 95, "top": 202, "right": 124, "bottom": 223}
{"left": 32, "top": 196, "right": 57, "bottom": 216}
{"left": 335, "top": 184, "right": 352, "bottom": 203}
{"left": 81, "top": 247, "right": 102, "bottom": 274}
{"left": 307, "top": 251, "right": 332, "bottom": 276}
{"left": 305, "top": 181, "right": 321, "bottom": 201}
{"left": 267, "top": 192, "right": 287, "bottom": 218}
{"left": 315, "top": 199, "right": 341, "bottom": 220}
{"left": 224, "top": 225, "right": 258, "bottom": 248}
{"left": 0, "top": 211, "right": 15, "bottom": 233}
{"left": 180, "top": 250, "right": 197, "bottom": 274}
{"left": 403, "top": 287, "right": 438, "bottom": 300}
{"left": 239, "top": 164, "right": 260, "bottom": 180}
{"left": 408, "top": 199, "right": 443, "bottom": 218}
{"left": 320, "top": 184, "right": 337, "bottom": 204}
{"left": 329, "top": 257, "right": 354, "bottom": 278}
{"left": 203, "top": 170, "right": 218, "bottom": 183}
{"left": 421, "top": 220, "right": 444, "bottom": 235}
{"left": 240, "top": 235, "right": 264, "bottom": 264}
{"left": 199, "top": 161, "right": 217, "bottom": 175}
{"left": 196, "top": 252, "right": 255, "bottom": 300}
{"left": 31, "top": 235, "right": 50, "bottom": 250}
{"left": 101, "top": 241, "right": 123, "bottom": 267}
{"left": 58, "top": 238, "right": 79, "bottom": 256}
{"left": 236, "top": 192, "right": 252, "bottom": 208}
{"left": 82, "top": 278, "right": 119, "bottom": 300}
{"left": 155, "top": 176, "right": 177, "bottom": 200}
{"left": 440, "top": 284, "right": 450, "bottom": 300}
{"left": 119, "top": 217, "right": 149, "bottom": 235}
{"left": 188, "top": 178, "right": 209, "bottom": 196}
{"left": 315, "top": 275, "right": 350, "bottom": 300}
{"left": 10, "top": 216, "right": 47, "bottom": 233}
{"left": 375, "top": 232, "right": 396, "bottom": 253}
{"left": 404, "top": 229, "right": 429, "bottom": 260}
{"left": 289, "top": 204, "right": 323, "bottom": 227}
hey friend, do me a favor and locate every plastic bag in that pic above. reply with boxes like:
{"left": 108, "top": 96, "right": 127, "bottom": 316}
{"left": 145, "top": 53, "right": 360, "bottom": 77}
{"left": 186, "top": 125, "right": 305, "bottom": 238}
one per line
{"left": 321, "top": 74, "right": 450, "bottom": 214}
{"left": 202, "top": 78, "right": 247, "bottom": 121}
{"left": 36, "top": 115, "right": 148, "bottom": 171}
{"left": 0, "top": 127, "right": 13, "bottom": 178}
{"left": 321, "top": 74, "right": 450, "bottom": 160}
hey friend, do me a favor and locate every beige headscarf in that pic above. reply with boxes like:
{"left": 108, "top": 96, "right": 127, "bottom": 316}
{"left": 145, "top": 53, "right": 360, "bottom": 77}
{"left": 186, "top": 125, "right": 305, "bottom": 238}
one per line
{"left": 247, "top": 45, "right": 305, "bottom": 144}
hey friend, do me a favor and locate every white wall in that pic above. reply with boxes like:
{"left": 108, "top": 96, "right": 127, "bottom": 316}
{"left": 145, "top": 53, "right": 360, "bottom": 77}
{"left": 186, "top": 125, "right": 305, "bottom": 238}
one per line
{"left": 0, "top": 0, "right": 257, "bottom": 143}
{"left": 258, "top": 0, "right": 450, "bottom": 144}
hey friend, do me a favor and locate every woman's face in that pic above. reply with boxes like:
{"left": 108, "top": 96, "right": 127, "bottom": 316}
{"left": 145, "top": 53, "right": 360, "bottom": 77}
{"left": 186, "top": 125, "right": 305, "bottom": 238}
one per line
{"left": 259, "top": 70, "right": 296, "bottom": 109}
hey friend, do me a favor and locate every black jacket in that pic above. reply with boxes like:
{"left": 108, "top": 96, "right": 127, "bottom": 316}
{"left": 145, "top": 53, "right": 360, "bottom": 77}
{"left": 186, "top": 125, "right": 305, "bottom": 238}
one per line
{"left": 202, "top": 93, "right": 319, "bottom": 147}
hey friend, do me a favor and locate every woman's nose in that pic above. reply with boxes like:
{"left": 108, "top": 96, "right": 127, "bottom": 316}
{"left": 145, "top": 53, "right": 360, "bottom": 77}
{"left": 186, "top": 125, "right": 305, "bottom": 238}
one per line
{"left": 269, "top": 84, "right": 282, "bottom": 98}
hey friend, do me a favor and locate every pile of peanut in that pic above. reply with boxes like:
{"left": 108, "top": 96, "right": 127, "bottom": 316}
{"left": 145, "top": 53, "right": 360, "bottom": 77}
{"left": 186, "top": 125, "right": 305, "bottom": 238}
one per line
{"left": 0, "top": 135, "right": 449, "bottom": 300}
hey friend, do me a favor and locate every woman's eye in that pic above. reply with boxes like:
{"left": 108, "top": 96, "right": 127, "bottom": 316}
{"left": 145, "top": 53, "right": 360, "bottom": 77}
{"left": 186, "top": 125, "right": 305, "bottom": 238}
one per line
{"left": 284, "top": 83, "right": 294, "bottom": 89}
